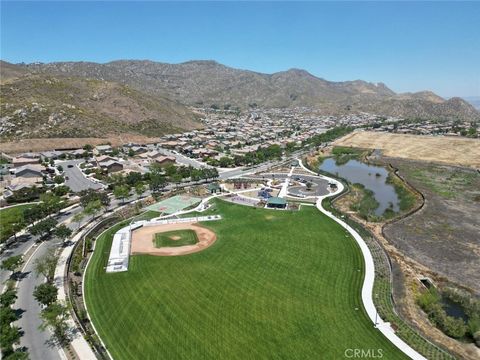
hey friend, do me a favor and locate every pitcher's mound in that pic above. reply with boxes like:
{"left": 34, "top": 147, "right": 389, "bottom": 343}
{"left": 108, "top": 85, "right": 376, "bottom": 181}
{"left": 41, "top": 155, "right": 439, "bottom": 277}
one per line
{"left": 131, "top": 222, "right": 216, "bottom": 256}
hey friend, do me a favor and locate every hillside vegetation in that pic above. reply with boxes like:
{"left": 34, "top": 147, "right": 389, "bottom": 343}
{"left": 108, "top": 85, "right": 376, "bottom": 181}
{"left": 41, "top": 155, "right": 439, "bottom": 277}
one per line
{"left": 22, "top": 59, "right": 480, "bottom": 120}
{"left": 0, "top": 63, "right": 201, "bottom": 140}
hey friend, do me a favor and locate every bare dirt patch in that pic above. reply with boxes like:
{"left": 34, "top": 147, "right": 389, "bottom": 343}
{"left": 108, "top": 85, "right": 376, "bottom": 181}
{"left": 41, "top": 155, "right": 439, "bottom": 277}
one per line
{"left": 334, "top": 131, "right": 480, "bottom": 168}
{"left": 131, "top": 222, "right": 216, "bottom": 256}
{"left": 0, "top": 134, "right": 161, "bottom": 154}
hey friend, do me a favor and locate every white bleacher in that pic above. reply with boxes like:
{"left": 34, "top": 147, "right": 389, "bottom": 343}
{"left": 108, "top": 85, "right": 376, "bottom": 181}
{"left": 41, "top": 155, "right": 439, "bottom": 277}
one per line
{"left": 106, "top": 225, "right": 132, "bottom": 273}
{"left": 105, "top": 215, "right": 222, "bottom": 273}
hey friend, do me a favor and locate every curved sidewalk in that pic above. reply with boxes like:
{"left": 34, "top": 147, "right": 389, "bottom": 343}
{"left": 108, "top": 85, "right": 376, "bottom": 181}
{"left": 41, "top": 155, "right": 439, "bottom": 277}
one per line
{"left": 297, "top": 159, "right": 426, "bottom": 360}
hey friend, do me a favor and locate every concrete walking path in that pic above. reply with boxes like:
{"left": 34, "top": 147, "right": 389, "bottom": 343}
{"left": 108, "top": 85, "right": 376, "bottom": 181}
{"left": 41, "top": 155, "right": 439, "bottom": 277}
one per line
{"left": 278, "top": 166, "right": 295, "bottom": 198}
{"left": 297, "top": 159, "right": 426, "bottom": 360}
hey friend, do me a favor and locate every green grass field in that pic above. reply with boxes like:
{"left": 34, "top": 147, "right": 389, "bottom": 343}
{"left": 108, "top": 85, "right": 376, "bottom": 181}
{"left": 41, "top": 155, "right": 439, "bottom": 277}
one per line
{"left": 154, "top": 230, "right": 198, "bottom": 248}
{"left": 85, "top": 199, "right": 407, "bottom": 360}
{"left": 0, "top": 203, "right": 35, "bottom": 243}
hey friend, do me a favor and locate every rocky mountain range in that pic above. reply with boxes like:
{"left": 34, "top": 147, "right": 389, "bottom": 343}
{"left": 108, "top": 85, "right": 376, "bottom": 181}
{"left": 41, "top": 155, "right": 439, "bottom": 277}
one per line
{"left": 1, "top": 59, "right": 478, "bottom": 140}
{"left": 0, "top": 61, "right": 201, "bottom": 140}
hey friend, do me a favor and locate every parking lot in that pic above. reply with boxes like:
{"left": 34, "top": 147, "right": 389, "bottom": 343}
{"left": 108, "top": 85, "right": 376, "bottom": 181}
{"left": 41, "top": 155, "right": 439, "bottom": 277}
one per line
{"left": 57, "top": 160, "right": 103, "bottom": 192}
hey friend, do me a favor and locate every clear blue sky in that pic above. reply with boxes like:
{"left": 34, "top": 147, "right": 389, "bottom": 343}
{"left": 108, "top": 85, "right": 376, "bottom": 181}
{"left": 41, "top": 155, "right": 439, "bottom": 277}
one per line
{"left": 1, "top": 1, "right": 479, "bottom": 97}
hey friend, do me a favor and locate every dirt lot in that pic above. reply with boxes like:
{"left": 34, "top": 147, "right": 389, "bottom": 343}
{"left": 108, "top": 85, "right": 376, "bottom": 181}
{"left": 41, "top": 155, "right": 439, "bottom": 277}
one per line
{"left": 0, "top": 134, "right": 161, "bottom": 154}
{"left": 131, "top": 222, "right": 216, "bottom": 256}
{"left": 334, "top": 131, "right": 480, "bottom": 168}
{"left": 382, "top": 159, "right": 480, "bottom": 294}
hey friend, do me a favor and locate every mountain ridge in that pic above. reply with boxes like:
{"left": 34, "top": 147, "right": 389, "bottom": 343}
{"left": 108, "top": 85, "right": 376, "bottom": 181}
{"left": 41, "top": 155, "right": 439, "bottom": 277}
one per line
{"left": 16, "top": 59, "right": 478, "bottom": 120}
{"left": 0, "top": 61, "right": 202, "bottom": 140}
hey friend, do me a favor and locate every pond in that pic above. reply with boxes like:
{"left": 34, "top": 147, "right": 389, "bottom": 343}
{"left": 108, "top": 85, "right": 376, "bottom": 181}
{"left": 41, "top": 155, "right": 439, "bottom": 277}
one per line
{"left": 319, "top": 158, "right": 400, "bottom": 216}
{"left": 442, "top": 298, "right": 469, "bottom": 322}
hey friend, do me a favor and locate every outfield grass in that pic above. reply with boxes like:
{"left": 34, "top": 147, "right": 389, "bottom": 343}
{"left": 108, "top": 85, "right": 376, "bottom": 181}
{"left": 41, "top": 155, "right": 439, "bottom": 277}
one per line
{"left": 0, "top": 204, "right": 35, "bottom": 243}
{"left": 85, "top": 199, "right": 407, "bottom": 360}
{"left": 154, "top": 230, "right": 198, "bottom": 248}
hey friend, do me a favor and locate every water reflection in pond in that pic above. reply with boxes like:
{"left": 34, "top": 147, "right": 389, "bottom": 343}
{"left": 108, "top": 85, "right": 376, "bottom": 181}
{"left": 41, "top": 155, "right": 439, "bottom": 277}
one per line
{"left": 319, "top": 158, "right": 400, "bottom": 216}
{"left": 442, "top": 298, "right": 469, "bottom": 322}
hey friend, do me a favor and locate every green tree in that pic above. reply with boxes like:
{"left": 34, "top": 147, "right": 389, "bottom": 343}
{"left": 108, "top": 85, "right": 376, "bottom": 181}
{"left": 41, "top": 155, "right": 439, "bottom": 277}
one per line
{"left": 40, "top": 302, "right": 71, "bottom": 345}
{"left": 33, "top": 249, "right": 58, "bottom": 282}
{"left": 39, "top": 193, "right": 63, "bottom": 214}
{"left": 0, "top": 255, "right": 23, "bottom": 274}
{"left": 79, "top": 189, "right": 110, "bottom": 208}
{"left": 149, "top": 173, "right": 166, "bottom": 194}
{"left": 172, "top": 173, "right": 182, "bottom": 188}
{"left": 23, "top": 205, "right": 43, "bottom": 225}
{"left": 53, "top": 175, "right": 65, "bottom": 184}
{"left": 164, "top": 164, "right": 177, "bottom": 177}
{"left": 72, "top": 211, "right": 85, "bottom": 229}
{"left": 2, "top": 350, "right": 29, "bottom": 360}
{"left": 0, "top": 289, "right": 17, "bottom": 308}
{"left": 0, "top": 325, "right": 21, "bottom": 357}
{"left": 306, "top": 181, "right": 313, "bottom": 191}
{"left": 135, "top": 182, "right": 145, "bottom": 197}
{"left": 0, "top": 307, "right": 18, "bottom": 326}
{"left": 10, "top": 220, "right": 26, "bottom": 241}
{"left": 126, "top": 172, "right": 143, "bottom": 186}
{"left": 33, "top": 283, "right": 58, "bottom": 307}
{"left": 442, "top": 315, "right": 467, "bottom": 338}
{"left": 84, "top": 199, "right": 102, "bottom": 220}
{"left": 285, "top": 142, "right": 296, "bottom": 154}
{"left": 190, "top": 168, "right": 202, "bottom": 182}
{"left": 114, "top": 185, "right": 130, "bottom": 204}
{"left": 53, "top": 185, "right": 70, "bottom": 196}
{"left": 54, "top": 224, "right": 72, "bottom": 243}
{"left": 30, "top": 218, "right": 58, "bottom": 239}
{"left": 218, "top": 157, "right": 233, "bottom": 168}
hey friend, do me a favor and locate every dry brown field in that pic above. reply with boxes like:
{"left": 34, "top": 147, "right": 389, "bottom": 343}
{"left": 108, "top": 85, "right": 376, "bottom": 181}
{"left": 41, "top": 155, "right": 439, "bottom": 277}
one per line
{"left": 0, "top": 135, "right": 161, "bottom": 154}
{"left": 334, "top": 131, "right": 480, "bottom": 168}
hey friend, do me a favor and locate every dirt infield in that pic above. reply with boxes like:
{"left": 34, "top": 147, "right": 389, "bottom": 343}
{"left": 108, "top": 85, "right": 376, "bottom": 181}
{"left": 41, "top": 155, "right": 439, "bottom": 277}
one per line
{"left": 334, "top": 131, "right": 480, "bottom": 168}
{"left": 131, "top": 222, "right": 216, "bottom": 256}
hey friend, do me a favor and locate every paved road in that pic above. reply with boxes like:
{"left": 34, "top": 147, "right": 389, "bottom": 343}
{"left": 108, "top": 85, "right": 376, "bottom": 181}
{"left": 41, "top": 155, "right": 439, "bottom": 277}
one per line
{"left": 3, "top": 196, "right": 134, "bottom": 360}
{"left": 2, "top": 205, "right": 89, "bottom": 360}
{"left": 14, "top": 239, "right": 64, "bottom": 360}
{"left": 57, "top": 160, "right": 103, "bottom": 193}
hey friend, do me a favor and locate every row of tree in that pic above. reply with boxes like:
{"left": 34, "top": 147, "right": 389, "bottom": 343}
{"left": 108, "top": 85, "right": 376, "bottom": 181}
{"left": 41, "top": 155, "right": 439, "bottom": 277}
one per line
{"left": 105, "top": 164, "right": 219, "bottom": 197}
{"left": 302, "top": 126, "right": 354, "bottom": 147}
{"left": 206, "top": 144, "right": 283, "bottom": 168}
{"left": 7, "top": 193, "right": 69, "bottom": 244}
{"left": 32, "top": 250, "right": 71, "bottom": 346}
{"left": 0, "top": 256, "right": 28, "bottom": 359}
